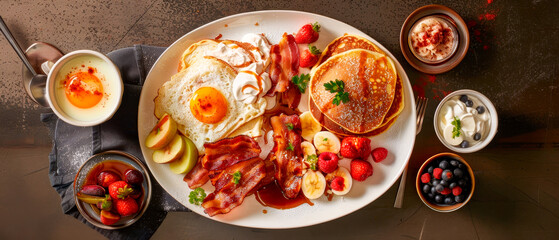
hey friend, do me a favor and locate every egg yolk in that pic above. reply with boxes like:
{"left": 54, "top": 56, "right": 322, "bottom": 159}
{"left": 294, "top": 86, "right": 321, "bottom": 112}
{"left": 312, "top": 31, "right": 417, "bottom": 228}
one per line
{"left": 190, "top": 87, "right": 228, "bottom": 124}
{"left": 64, "top": 70, "right": 104, "bottom": 108}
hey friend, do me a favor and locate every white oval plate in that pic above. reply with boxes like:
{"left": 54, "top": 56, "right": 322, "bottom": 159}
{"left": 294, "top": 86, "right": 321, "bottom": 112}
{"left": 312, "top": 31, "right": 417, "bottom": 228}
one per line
{"left": 138, "top": 10, "right": 416, "bottom": 229}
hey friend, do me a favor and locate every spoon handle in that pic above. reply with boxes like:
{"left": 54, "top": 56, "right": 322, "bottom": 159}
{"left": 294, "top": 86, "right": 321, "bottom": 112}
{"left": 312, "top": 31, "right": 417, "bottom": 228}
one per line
{"left": 0, "top": 16, "right": 37, "bottom": 76}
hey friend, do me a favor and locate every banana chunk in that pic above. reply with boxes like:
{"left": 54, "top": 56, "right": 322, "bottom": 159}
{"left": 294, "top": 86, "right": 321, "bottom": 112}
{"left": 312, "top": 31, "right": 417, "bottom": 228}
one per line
{"left": 302, "top": 170, "right": 327, "bottom": 199}
{"left": 300, "top": 111, "right": 322, "bottom": 142}
{"left": 313, "top": 131, "right": 341, "bottom": 154}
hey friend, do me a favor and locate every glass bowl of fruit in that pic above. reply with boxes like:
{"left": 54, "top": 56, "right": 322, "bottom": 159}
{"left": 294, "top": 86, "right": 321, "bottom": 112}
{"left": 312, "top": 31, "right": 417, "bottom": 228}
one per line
{"left": 416, "top": 152, "right": 475, "bottom": 212}
{"left": 73, "top": 150, "right": 152, "bottom": 229}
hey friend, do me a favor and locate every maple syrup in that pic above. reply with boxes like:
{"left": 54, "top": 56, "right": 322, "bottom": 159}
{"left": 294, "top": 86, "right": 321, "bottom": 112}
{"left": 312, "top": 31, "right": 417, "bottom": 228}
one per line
{"left": 255, "top": 181, "right": 313, "bottom": 209}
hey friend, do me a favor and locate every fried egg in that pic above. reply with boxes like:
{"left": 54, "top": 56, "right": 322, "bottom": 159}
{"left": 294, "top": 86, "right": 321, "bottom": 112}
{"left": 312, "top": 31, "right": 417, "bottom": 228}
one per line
{"left": 154, "top": 58, "right": 267, "bottom": 152}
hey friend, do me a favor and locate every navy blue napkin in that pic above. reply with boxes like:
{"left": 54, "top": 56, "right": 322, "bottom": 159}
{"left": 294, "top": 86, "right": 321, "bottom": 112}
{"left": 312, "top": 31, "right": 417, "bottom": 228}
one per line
{"left": 41, "top": 45, "right": 190, "bottom": 240}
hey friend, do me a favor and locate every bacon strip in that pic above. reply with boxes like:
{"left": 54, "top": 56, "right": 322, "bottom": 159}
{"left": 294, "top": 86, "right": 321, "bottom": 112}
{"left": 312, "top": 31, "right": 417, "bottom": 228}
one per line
{"left": 201, "top": 135, "right": 261, "bottom": 171}
{"left": 270, "top": 114, "right": 303, "bottom": 198}
{"left": 268, "top": 33, "right": 299, "bottom": 95}
{"left": 202, "top": 157, "right": 266, "bottom": 216}
{"left": 183, "top": 157, "right": 210, "bottom": 189}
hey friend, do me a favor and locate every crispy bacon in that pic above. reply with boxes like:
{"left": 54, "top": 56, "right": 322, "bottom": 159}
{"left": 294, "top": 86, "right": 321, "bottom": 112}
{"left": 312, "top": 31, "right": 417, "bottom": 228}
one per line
{"left": 270, "top": 114, "right": 303, "bottom": 198}
{"left": 201, "top": 135, "right": 261, "bottom": 171}
{"left": 268, "top": 33, "right": 299, "bottom": 95}
{"left": 183, "top": 157, "right": 210, "bottom": 189}
{"left": 202, "top": 157, "right": 266, "bottom": 216}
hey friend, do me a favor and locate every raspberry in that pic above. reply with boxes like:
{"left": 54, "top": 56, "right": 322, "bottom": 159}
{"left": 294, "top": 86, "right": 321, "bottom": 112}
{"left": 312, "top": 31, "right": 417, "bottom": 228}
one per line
{"left": 350, "top": 159, "right": 373, "bottom": 181}
{"left": 420, "top": 173, "right": 431, "bottom": 183}
{"left": 433, "top": 168, "right": 443, "bottom": 179}
{"left": 318, "top": 152, "right": 339, "bottom": 173}
{"left": 441, "top": 187, "right": 451, "bottom": 195}
{"left": 330, "top": 176, "right": 345, "bottom": 191}
{"left": 372, "top": 147, "right": 388, "bottom": 162}
{"left": 452, "top": 186, "right": 463, "bottom": 196}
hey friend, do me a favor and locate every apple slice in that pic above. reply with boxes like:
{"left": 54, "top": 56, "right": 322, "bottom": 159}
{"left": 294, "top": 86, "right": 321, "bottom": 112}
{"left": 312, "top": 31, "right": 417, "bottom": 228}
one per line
{"left": 100, "top": 210, "right": 120, "bottom": 226}
{"left": 145, "top": 113, "right": 178, "bottom": 150}
{"left": 169, "top": 136, "right": 199, "bottom": 174}
{"left": 152, "top": 134, "right": 185, "bottom": 163}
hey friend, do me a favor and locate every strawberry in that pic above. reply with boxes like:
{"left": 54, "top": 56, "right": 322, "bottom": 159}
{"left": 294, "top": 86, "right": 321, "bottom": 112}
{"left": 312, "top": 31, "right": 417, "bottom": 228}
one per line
{"left": 97, "top": 170, "right": 121, "bottom": 188}
{"left": 295, "top": 22, "right": 320, "bottom": 44}
{"left": 340, "top": 137, "right": 372, "bottom": 159}
{"left": 114, "top": 197, "right": 139, "bottom": 217}
{"left": 299, "top": 45, "right": 320, "bottom": 68}
{"left": 100, "top": 210, "right": 120, "bottom": 225}
{"left": 371, "top": 147, "right": 388, "bottom": 162}
{"left": 109, "top": 181, "right": 134, "bottom": 200}
{"left": 350, "top": 159, "right": 373, "bottom": 181}
{"left": 318, "top": 152, "right": 339, "bottom": 173}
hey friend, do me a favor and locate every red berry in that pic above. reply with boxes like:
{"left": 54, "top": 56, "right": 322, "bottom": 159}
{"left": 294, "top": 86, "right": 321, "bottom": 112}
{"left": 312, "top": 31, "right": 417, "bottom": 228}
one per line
{"left": 350, "top": 159, "right": 373, "bottom": 181}
{"left": 97, "top": 171, "right": 121, "bottom": 188}
{"left": 294, "top": 22, "right": 320, "bottom": 44}
{"left": 330, "top": 176, "right": 345, "bottom": 191}
{"left": 109, "top": 181, "right": 133, "bottom": 200}
{"left": 100, "top": 210, "right": 120, "bottom": 225}
{"left": 371, "top": 147, "right": 388, "bottom": 162}
{"left": 441, "top": 187, "right": 451, "bottom": 195}
{"left": 420, "top": 173, "right": 431, "bottom": 183}
{"left": 114, "top": 197, "right": 139, "bottom": 217}
{"left": 452, "top": 186, "right": 463, "bottom": 196}
{"left": 433, "top": 168, "right": 443, "bottom": 179}
{"left": 340, "top": 137, "right": 372, "bottom": 159}
{"left": 318, "top": 152, "right": 339, "bottom": 173}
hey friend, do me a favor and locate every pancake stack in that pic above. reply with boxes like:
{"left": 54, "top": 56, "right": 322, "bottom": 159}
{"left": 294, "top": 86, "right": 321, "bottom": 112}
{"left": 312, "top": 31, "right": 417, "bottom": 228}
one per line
{"left": 309, "top": 34, "right": 404, "bottom": 136}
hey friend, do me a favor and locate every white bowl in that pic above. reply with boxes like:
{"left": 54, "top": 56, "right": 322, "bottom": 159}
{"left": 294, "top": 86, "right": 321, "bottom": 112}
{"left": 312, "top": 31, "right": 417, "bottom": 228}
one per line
{"left": 433, "top": 89, "right": 498, "bottom": 153}
{"left": 46, "top": 50, "right": 123, "bottom": 126}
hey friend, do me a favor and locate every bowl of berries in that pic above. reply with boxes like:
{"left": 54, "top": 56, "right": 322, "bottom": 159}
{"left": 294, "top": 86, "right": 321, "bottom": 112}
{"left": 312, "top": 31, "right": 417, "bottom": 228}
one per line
{"left": 73, "top": 150, "right": 152, "bottom": 229}
{"left": 416, "top": 152, "right": 474, "bottom": 212}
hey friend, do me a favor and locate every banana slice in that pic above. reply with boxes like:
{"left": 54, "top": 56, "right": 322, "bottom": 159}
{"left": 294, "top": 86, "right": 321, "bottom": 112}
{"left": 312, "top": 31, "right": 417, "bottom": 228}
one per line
{"left": 300, "top": 111, "right": 322, "bottom": 142}
{"left": 302, "top": 170, "right": 326, "bottom": 199}
{"left": 301, "top": 141, "right": 317, "bottom": 159}
{"left": 325, "top": 167, "right": 352, "bottom": 195}
{"left": 313, "top": 131, "right": 341, "bottom": 154}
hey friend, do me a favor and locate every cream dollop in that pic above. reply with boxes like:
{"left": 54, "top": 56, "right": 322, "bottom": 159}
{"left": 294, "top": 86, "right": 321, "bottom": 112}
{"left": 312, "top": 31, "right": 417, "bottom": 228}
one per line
{"left": 438, "top": 96, "right": 490, "bottom": 147}
{"left": 232, "top": 63, "right": 272, "bottom": 104}
{"left": 206, "top": 42, "right": 253, "bottom": 68}
{"left": 410, "top": 17, "right": 457, "bottom": 62}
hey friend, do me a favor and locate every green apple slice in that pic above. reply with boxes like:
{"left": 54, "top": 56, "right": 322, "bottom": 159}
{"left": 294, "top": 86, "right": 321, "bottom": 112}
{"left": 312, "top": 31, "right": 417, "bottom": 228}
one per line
{"left": 169, "top": 136, "right": 199, "bottom": 174}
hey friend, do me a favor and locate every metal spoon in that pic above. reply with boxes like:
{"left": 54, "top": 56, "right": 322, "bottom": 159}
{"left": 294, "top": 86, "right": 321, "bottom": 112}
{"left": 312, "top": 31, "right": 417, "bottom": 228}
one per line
{"left": 0, "top": 16, "right": 49, "bottom": 107}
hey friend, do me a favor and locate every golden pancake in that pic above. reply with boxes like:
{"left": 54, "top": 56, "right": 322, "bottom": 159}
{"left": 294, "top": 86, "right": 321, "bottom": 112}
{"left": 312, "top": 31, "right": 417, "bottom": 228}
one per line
{"left": 309, "top": 49, "right": 398, "bottom": 134}
{"left": 309, "top": 74, "right": 403, "bottom": 137}
{"left": 313, "top": 34, "right": 382, "bottom": 69}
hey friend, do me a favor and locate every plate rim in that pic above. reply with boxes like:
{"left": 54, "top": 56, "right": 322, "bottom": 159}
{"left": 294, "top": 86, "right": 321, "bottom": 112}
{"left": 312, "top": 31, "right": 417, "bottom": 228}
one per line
{"left": 138, "top": 10, "right": 416, "bottom": 229}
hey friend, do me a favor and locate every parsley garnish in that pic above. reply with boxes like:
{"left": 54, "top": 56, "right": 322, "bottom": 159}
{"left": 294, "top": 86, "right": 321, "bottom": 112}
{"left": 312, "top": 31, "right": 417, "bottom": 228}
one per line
{"left": 323, "top": 138, "right": 328, "bottom": 142}
{"left": 324, "top": 79, "right": 349, "bottom": 105}
{"left": 286, "top": 142, "right": 294, "bottom": 151}
{"left": 451, "top": 117, "right": 461, "bottom": 139}
{"left": 291, "top": 73, "right": 310, "bottom": 93}
{"left": 305, "top": 154, "right": 318, "bottom": 171}
{"left": 231, "top": 171, "right": 241, "bottom": 184}
{"left": 188, "top": 187, "right": 206, "bottom": 205}
{"left": 286, "top": 123, "right": 294, "bottom": 130}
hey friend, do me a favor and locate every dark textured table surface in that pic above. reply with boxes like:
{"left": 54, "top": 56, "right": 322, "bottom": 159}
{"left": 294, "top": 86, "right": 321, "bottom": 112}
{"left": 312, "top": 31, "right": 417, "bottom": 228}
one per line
{"left": 1, "top": 0, "right": 558, "bottom": 239}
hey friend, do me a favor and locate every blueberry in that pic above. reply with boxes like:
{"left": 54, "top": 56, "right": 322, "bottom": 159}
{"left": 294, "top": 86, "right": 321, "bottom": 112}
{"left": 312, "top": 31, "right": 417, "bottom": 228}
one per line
{"left": 427, "top": 166, "right": 434, "bottom": 174}
{"left": 440, "top": 179, "right": 449, "bottom": 187}
{"left": 428, "top": 193, "right": 435, "bottom": 199}
{"left": 444, "top": 197, "right": 455, "bottom": 205}
{"left": 459, "top": 95, "right": 469, "bottom": 103}
{"left": 449, "top": 182, "right": 457, "bottom": 189}
{"left": 465, "top": 99, "right": 474, "bottom": 107}
{"left": 439, "top": 160, "right": 449, "bottom": 169}
{"left": 450, "top": 160, "right": 459, "bottom": 167}
{"left": 476, "top": 106, "right": 485, "bottom": 114}
{"left": 435, "top": 184, "right": 444, "bottom": 193}
{"left": 431, "top": 186, "right": 438, "bottom": 194}
{"left": 460, "top": 140, "right": 469, "bottom": 148}
{"left": 458, "top": 179, "right": 467, "bottom": 187}
{"left": 458, "top": 163, "right": 465, "bottom": 169}
{"left": 474, "top": 133, "right": 482, "bottom": 141}
{"left": 455, "top": 195, "right": 464, "bottom": 203}
{"left": 454, "top": 168, "right": 464, "bottom": 178}
{"left": 431, "top": 179, "right": 440, "bottom": 186}
{"left": 442, "top": 170, "right": 453, "bottom": 181}
{"left": 423, "top": 184, "right": 431, "bottom": 194}
{"left": 435, "top": 195, "right": 443, "bottom": 203}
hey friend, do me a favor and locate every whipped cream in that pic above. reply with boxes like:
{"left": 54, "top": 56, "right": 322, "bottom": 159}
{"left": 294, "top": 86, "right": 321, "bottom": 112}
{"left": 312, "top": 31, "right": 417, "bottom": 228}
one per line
{"left": 207, "top": 41, "right": 254, "bottom": 68}
{"left": 410, "top": 16, "right": 457, "bottom": 62}
{"left": 232, "top": 63, "right": 272, "bottom": 104}
{"left": 438, "top": 95, "right": 490, "bottom": 147}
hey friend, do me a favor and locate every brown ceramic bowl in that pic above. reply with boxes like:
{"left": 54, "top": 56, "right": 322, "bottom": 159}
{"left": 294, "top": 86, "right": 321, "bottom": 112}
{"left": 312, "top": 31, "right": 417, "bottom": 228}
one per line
{"left": 400, "top": 4, "right": 469, "bottom": 74}
{"left": 416, "top": 152, "right": 475, "bottom": 212}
